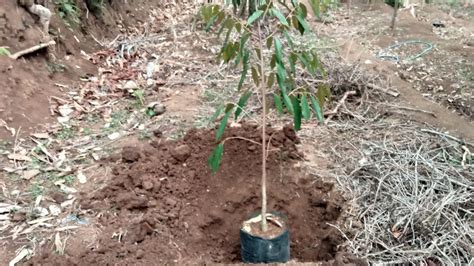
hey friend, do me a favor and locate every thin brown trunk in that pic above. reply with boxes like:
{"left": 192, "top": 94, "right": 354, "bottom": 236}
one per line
{"left": 257, "top": 21, "right": 268, "bottom": 232}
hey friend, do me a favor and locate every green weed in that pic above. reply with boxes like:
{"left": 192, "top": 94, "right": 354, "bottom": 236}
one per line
{"left": 86, "top": 0, "right": 105, "bottom": 16}
{"left": 54, "top": 0, "right": 80, "bottom": 27}
{"left": 138, "top": 130, "right": 152, "bottom": 140}
{"left": 103, "top": 110, "right": 130, "bottom": 134}
{"left": 57, "top": 126, "right": 74, "bottom": 140}
{"left": 30, "top": 183, "right": 44, "bottom": 199}
{"left": 0, "top": 47, "right": 11, "bottom": 56}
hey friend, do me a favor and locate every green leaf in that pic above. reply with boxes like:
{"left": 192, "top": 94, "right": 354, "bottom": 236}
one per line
{"left": 274, "top": 38, "right": 283, "bottom": 64}
{"left": 223, "top": 23, "right": 234, "bottom": 45}
{"left": 270, "top": 8, "right": 289, "bottom": 26}
{"left": 316, "top": 84, "right": 331, "bottom": 107}
{"left": 235, "top": 22, "right": 242, "bottom": 33}
{"left": 291, "top": 96, "right": 302, "bottom": 130}
{"left": 310, "top": 94, "right": 324, "bottom": 122}
{"left": 296, "top": 14, "right": 310, "bottom": 33}
{"left": 208, "top": 143, "right": 224, "bottom": 173}
{"left": 298, "top": 3, "right": 308, "bottom": 18}
{"left": 251, "top": 66, "right": 260, "bottom": 87}
{"left": 211, "top": 104, "right": 225, "bottom": 123}
{"left": 276, "top": 63, "right": 287, "bottom": 91}
{"left": 255, "top": 48, "right": 262, "bottom": 60}
{"left": 309, "top": 0, "right": 321, "bottom": 18}
{"left": 237, "top": 50, "right": 250, "bottom": 91}
{"left": 216, "top": 106, "right": 233, "bottom": 141}
{"left": 283, "top": 30, "right": 294, "bottom": 49}
{"left": 266, "top": 36, "right": 273, "bottom": 49}
{"left": 234, "top": 33, "right": 250, "bottom": 66}
{"left": 273, "top": 93, "right": 283, "bottom": 114}
{"left": 270, "top": 54, "right": 277, "bottom": 69}
{"left": 267, "top": 72, "right": 275, "bottom": 88}
{"left": 235, "top": 90, "right": 252, "bottom": 119}
{"left": 0, "top": 47, "right": 11, "bottom": 56}
{"left": 301, "top": 94, "right": 311, "bottom": 120}
{"left": 247, "top": 10, "right": 264, "bottom": 25}
{"left": 205, "top": 14, "right": 218, "bottom": 32}
{"left": 289, "top": 52, "right": 297, "bottom": 74}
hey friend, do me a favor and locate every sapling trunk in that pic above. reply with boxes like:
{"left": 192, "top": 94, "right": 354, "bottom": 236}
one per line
{"left": 257, "top": 21, "right": 268, "bottom": 232}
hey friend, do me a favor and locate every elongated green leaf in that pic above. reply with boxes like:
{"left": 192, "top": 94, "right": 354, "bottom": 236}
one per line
{"left": 251, "top": 66, "right": 260, "bottom": 87}
{"left": 267, "top": 72, "right": 275, "bottom": 88}
{"left": 210, "top": 104, "right": 224, "bottom": 123}
{"left": 310, "top": 94, "right": 324, "bottom": 122}
{"left": 273, "top": 93, "right": 283, "bottom": 115}
{"left": 0, "top": 47, "right": 11, "bottom": 56}
{"left": 237, "top": 50, "right": 250, "bottom": 91}
{"left": 296, "top": 14, "right": 310, "bottom": 33}
{"left": 234, "top": 33, "right": 250, "bottom": 66}
{"left": 255, "top": 48, "right": 262, "bottom": 60}
{"left": 205, "top": 14, "right": 218, "bottom": 32}
{"left": 291, "top": 96, "right": 302, "bottom": 130}
{"left": 297, "top": 53, "right": 311, "bottom": 74}
{"left": 217, "top": 18, "right": 229, "bottom": 38}
{"left": 235, "top": 90, "right": 252, "bottom": 119}
{"left": 223, "top": 23, "right": 234, "bottom": 45}
{"left": 235, "top": 22, "right": 242, "bottom": 33}
{"left": 216, "top": 106, "right": 233, "bottom": 141}
{"left": 299, "top": 3, "right": 308, "bottom": 18}
{"left": 301, "top": 94, "right": 311, "bottom": 120}
{"left": 270, "top": 54, "right": 277, "bottom": 69}
{"left": 317, "top": 84, "right": 331, "bottom": 107}
{"left": 247, "top": 10, "right": 264, "bottom": 25}
{"left": 289, "top": 52, "right": 297, "bottom": 74}
{"left": 276, "top": 63, "right": 287, "bottom": 92}
{"left": 309, "top": 0, "right": 321, "bottom": 18}
{"left": 270, "top": 8, "right": 289, "bottom": 26}
{"left": 266, "top": 36, "right": 273, "bottom": 49}
{"left": 283, "top": 30, "right": 294, "bottom": 49}
{"left": 208, "top": 143, "right": 224, "bottom": 173}
{"left": 274, "top": 38, "right": 283, "bottom": 63}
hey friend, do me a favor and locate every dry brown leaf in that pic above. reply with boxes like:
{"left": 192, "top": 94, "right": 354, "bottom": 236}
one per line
{"left": 23, "top": 169, "right": 41, "bottom": 180}
{"left": 31, "top": 133, "right": 50, "bottom": 139}
{"left": 8, "top": 154, "right": 32, "bottom": 162}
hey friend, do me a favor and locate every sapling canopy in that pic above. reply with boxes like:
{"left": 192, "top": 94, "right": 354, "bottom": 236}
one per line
{"left": 199, "top": 0, "right": 330, "bottom": 232}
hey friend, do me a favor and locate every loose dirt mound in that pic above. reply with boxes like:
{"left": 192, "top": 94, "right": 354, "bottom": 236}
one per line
{"left": 30, "top": 125, "right": 362, "bottom": 264}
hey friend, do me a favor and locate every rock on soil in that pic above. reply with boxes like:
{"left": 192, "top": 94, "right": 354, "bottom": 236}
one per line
{"left": 30, "top": 124, "right": 363, "bottom": 265}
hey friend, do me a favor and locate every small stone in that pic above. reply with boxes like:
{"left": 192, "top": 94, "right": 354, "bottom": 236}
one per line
{"left": 165, "top": 198, "right": 177, "bottom": 207}
{"left": 142, "top": 180, "right": 154, "bottom": 190}
{"left": 136, "top": 249, "right": 145, "bottom": 259}
{"left": 11, "top": 212, "right": 26, "bottom": 222}
{"left": 153, "top": 104, "right": 166, "bottom": 116}
{"left": 49, "top": 205, "right": 61, "bottom": 216}
{"left": 123, "top": 80, "right": 138, "bottom": 90}
{"left": 146, "top": 79, "right": 155, "bottom": 88}
{"left": 248, "top": 145, "right": 256, "bottom": 151}
{"left": 51, "top": 192, "right": 67, "bottom": 203}
{"left": 171, "top": 144, "right": 191, "bottom": 162}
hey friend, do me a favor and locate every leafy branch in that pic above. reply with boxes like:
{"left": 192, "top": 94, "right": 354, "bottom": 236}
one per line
{"left": 199, "top": 0, "right": 331, "bottom": 232}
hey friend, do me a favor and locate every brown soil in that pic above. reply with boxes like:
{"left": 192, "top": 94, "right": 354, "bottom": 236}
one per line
{"left": 0, "top": 0, "right": 160, "bottom": 140}
{"left": 29, "top": 124, "right": 361, "bottom": 265}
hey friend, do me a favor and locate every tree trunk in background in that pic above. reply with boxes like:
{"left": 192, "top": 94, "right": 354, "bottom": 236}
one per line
{"left": 390, "top": 0, "right": 398, "bottom": 35}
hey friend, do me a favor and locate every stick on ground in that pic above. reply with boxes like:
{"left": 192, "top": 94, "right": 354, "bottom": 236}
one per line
{"left": 9, "top": 40, "right": 56, "bottom": 60}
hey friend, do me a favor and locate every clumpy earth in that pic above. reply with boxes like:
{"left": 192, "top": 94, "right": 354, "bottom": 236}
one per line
{"left": 30, "top": 124, "right": 363, "bottom": 265}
